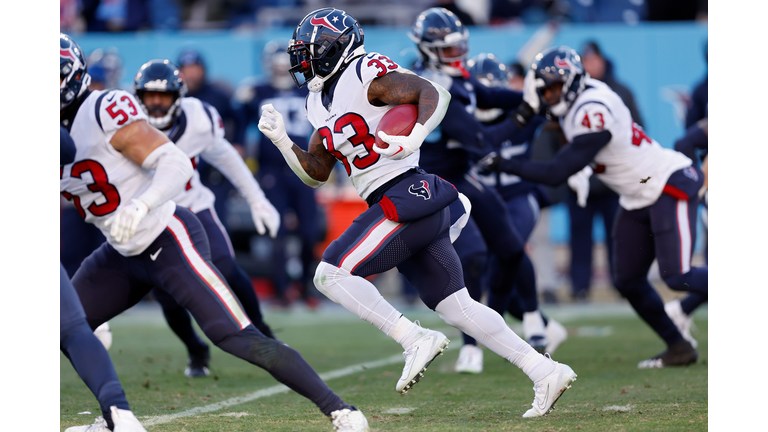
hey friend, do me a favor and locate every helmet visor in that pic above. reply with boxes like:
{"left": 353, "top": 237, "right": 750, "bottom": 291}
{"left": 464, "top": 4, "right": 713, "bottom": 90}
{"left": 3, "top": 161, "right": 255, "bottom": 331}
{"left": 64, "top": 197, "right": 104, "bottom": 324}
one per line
{"left": 437, "top": 40, "right": 468, "bottom": 65}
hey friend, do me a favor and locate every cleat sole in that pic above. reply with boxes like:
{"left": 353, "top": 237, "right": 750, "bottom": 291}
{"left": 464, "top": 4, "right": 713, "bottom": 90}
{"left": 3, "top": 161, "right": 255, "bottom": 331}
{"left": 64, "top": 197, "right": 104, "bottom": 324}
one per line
{"left": 398, "top": 338, "right": 450, "bottom": 395}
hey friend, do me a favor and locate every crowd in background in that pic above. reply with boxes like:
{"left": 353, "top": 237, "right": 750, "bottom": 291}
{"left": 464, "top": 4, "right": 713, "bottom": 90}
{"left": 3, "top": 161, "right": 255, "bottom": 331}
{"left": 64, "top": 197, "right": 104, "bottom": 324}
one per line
{"left": 61, "top": 0, "right": 707, "bottom": 33}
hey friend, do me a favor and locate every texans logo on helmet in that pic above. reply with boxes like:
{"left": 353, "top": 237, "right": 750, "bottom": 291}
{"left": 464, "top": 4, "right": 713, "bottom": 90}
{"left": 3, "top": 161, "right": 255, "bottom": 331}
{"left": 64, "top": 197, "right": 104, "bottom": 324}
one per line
{"left": 60, "top": 48, "right": 76, "bottom": 62}
{"left": 554, "top": 56, "right": 571, "bottom": 70}
{"left": 408, "top": 180, "right": 431, "bottom": 200}
{"left": 310, "top": 11, "right": 347, "bottom": 33}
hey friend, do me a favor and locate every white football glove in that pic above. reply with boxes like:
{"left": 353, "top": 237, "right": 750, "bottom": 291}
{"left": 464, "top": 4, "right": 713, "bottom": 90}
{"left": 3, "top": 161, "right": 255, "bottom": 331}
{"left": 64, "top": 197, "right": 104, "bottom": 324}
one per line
{"left": 104, "top": 198, "right": 149, "bottom": 243}
{"left": 567, "top": 165, "right": 593, "bottom": 208}
{"left": 522, "top": 69, "right": 542, "bottom": 114}
{"left": 249, "top": 197, "right": 280, "bottom": 238}
{"left": 258, "top": 104, "right": 292, "bottom": 150}
{"left": 374, "top": 123, "right": 430, "bottom": 160}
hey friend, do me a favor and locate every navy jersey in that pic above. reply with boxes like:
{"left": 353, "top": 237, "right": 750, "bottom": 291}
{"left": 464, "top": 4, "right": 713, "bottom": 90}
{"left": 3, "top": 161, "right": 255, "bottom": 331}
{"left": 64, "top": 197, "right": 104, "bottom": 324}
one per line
{"left": 412, "top": 63, "right": 523, "bottom": 178}
{"left": 235, "top": 82, "right": 311, "bottom": 169}
{"left": 475, "top": 116, "right": 547, "bottom": 201}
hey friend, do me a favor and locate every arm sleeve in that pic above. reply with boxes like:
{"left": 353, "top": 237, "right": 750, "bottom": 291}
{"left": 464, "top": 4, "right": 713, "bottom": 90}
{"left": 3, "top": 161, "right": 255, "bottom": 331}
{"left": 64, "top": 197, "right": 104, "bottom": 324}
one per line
{"left": 674, "top": 123, "right": 708, "bottom": 161}
{"left": 498, "top": 130, "right": 612, "bottom": 186}
{"left": 138, "top": 142, "right": 194, "bottom": 210}
{"left": 201, "top": 136, "right": 266, "bottom": 204}
{"left": 60, "top": 126, "right": 76, "bottom": 166}
{"left": 471, "top": 75, "right": 523, "bottom": 110}
{"left": 440, "top": 99, "right": 521, "bottom": 154}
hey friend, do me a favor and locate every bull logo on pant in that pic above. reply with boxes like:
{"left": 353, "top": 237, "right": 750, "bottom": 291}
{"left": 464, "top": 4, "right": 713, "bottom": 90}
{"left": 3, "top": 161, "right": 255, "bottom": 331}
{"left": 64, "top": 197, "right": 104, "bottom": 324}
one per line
{"left": 408, "top": 180, "right": 431, "bottom": 200}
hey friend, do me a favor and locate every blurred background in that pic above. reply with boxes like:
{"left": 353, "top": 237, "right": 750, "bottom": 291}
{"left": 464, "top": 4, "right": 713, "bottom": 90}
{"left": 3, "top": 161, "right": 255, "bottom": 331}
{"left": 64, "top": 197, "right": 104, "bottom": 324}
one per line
{"left": 60, "top": 0, "right": 708, "bottom": 308}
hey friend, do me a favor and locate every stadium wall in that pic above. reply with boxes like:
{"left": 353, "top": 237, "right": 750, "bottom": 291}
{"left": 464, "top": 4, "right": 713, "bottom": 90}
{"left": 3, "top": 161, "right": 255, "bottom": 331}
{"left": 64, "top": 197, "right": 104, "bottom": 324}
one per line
{"left": 73, "top": 23, "right": 708, "bottom": 245}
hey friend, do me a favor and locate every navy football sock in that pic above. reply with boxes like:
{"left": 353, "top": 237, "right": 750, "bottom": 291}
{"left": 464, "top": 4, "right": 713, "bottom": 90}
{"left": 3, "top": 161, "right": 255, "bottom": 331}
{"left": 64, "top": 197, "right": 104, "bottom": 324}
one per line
{"left": 217, "top": 326, "right": 345, "bottom": 417}
{"left": 680, "top": 293, "right": 707, "bottom": 315}
{"left": 514, "top": 254, "right": 539, "bottom": 313}
{"left": 616, "top": 278, "right": 683, "bottom": 347}
{"left": 61, "top": 321, "right": 129, "bottom": 429}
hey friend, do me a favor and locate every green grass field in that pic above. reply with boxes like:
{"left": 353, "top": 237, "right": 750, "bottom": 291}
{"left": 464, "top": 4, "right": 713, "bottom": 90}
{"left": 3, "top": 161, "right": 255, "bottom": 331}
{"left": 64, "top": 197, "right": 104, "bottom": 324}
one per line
{"left": 60, "top": 302, "right": 707, "bottom": 431}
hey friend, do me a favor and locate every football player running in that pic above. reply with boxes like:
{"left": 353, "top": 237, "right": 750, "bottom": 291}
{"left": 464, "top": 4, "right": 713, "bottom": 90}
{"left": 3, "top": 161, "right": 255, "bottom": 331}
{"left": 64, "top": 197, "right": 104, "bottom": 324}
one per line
{"left": 132, "top": 58, "right": 279, "bottom": 378}
{"left": 61, "top": 126, "right": 146, "bottom": 432}
{"left": 480, "top": 46, "right": 707, "bottom": 368}
{"left": 60, "top": 33, "right": 368, "bottom": 432}
{"left": 258, "top": 8, "right": 576, "bottom": 418}
{"left": 408, "top": 9, "right": 552, "bottom": 368}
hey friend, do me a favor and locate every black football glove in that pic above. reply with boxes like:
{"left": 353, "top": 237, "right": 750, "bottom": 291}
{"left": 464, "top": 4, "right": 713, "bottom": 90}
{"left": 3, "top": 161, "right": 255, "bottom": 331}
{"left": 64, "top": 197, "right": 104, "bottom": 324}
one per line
{"left": 478, "top": 151, "right": 501, "bottom": 172}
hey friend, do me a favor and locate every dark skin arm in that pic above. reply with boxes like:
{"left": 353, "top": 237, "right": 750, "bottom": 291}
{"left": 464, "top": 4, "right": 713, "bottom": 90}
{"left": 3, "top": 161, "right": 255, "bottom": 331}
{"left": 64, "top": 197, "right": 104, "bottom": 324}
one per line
{"left": 293, "top": 71, "right": 440, "bottom": 182}
{"left": 367, "top": 71, "right": 439, "bottom": 126}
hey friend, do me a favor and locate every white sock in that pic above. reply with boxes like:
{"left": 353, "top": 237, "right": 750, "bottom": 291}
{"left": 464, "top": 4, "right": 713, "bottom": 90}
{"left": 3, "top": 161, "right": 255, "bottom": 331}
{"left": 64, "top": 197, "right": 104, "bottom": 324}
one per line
{"left": 435, "top": 289, "right": 555, "bottom": 382}
{"left": 390, "top": 316, "right": 429, "bottom": 349}
{"left": 522, "top": 310, "right": 546, "bottom": 339}
{"left": 314, "top": 262, "right": 404, "bottom": 340}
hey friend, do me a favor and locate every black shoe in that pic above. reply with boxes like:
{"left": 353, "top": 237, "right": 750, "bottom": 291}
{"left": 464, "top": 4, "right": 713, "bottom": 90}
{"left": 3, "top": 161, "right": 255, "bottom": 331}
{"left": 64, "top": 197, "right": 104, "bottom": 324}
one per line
{"left": 185, "top": 348, "right": 211, "bottom": 378}
{"left": 637, "top": 339, "right": 698, "bottom": 368}
{"left": 542, "top": 291, "right": 559, "bottom": 305}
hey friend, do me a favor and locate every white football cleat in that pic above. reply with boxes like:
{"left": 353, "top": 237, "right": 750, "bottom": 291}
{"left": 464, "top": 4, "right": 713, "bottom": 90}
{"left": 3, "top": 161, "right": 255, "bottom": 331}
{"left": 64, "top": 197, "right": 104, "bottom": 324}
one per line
{"left": 64, "top": 417, "right": 109, "bottom": 432}
{"left": 94, "top": 322, "right": 112, "bottom": 351}
{"left": 545, "top": 319, "right": 568, "bottom": 355}
{"left": 522, "top": 355, "right": 577, "bottom": 418}
{"left": 330, "top": 408, "right": 370, "bottom": 431}
{"left": 111, "top": 406, "right": 147, "bottom": 432}
{"left": 664, "top": 300, "right": 697, "bottom": 349}
{"left": 455, "top": 344, "right": 483, "bottom": 374}
{"left": 396, "top": 329, "right": 449, "bottom": 394}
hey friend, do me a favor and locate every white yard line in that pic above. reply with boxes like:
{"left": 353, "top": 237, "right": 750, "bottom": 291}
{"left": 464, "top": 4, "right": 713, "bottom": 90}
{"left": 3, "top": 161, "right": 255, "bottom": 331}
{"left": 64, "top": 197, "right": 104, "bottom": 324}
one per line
{"left": 141, "top": 354, "right": 403, "bottom": 426}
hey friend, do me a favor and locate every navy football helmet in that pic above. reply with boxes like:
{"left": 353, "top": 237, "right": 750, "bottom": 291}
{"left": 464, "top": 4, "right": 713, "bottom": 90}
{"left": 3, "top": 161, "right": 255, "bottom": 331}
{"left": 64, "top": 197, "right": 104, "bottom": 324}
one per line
{"left": 467, "top": 53, "right": 510, "bottom": 123}
{"left": 133, "top": 59, "right": 187, "bottom": 130}
{"left": 60, "top": 33, "right": 91, "bottom": 110}
{"left": 531, "top": 46, "right": 588, "bottom": 117}
{"left": 263, "top": 39, "right": 294, "bottom": 91}
{"left": 409, "top": 8, "right": 469, "bottom": 77}
{"left": 287, "top": 8, "right": 366, "bottom": 92}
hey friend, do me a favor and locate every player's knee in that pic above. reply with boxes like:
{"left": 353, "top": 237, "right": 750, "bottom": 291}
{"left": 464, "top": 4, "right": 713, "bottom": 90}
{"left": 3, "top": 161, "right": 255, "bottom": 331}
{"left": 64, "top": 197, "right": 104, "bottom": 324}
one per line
{"left": 662, "top": 273, "right": 688, "bottom": 292}
{"left": 313, "top": 262, "right": 345, "bottom": 304}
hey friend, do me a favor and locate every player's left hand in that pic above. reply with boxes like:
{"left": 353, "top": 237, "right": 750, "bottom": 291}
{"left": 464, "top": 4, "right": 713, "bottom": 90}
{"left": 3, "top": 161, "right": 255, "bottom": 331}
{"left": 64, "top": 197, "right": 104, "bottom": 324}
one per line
{"left": 374, "top": 123, "right": 429, "bottom": 160}
{"left": 250, "top": 197, "right": 280, "bottom": 238}
{"left": 567, "top": 166, "right": 593, "bottom": 208}
{"left": 477, "top": 151, "right": 501, "bottom": 171}
{"left": 258, "top": 104, "right": 292, "bottom": 150}
{"left": 104, "top": 198, "right": 150, "bottom": 243}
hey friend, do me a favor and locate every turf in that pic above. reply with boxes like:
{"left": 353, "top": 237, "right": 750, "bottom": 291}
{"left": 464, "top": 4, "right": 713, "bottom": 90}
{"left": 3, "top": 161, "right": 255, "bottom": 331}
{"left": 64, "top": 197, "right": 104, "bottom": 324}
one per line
{"left": 60, "top": 302, "right": 707, "bottom": 431}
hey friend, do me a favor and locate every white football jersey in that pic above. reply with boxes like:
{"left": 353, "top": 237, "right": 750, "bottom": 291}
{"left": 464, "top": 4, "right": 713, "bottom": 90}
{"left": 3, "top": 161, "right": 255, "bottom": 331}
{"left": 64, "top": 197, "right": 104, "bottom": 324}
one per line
{"left": 305, "top": 52, "right": 420, "bottom": 200}
{"left": 60, "top": 89, "right": 175, "bottom": 256}
{"left": 560, "top": 79, "right": 691, "bottom": 210}
{"left": 165, "top": 97, "right": 221, "bottom": 213}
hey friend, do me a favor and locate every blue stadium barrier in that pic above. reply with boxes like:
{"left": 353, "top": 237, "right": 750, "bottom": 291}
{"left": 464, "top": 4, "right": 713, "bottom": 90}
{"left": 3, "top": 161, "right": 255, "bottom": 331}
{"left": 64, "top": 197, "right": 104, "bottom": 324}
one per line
{"left": 72, "top": 22, "right": 707, "bottom": 247}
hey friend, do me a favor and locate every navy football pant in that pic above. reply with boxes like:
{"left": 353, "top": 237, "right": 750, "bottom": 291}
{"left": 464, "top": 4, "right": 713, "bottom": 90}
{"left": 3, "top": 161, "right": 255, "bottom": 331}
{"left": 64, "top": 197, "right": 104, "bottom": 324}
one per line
{"left": 260, "top": 167, "right": 319, "bottom": 300}
{"left": 152, "top": 207, "right": 274, "bottom": 359}
{"left": 612, "top": 167, "right": 708, "bottom": 347}
{"left": 322, "top": 205, "right": 464, "bottom": 310}
{"left": 491, "top": 192, "right": 544, "bottom": 319}
{"left": 60, "top": 206, "right": 106, "bottom": 277}
{"left": 567, "top": 189, "right": 619, "bottom": 296}
{"left": 73, "top": 208, "right": 348, "bottom": 416}
{"left": 61, "top": 263, "right": 128, "bottom": 429}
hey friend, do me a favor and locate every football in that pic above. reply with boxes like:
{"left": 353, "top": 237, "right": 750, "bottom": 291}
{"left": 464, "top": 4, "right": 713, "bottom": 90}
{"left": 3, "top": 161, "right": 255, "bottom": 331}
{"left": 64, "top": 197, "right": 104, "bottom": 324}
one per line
{"left": 374, "top": 104, "right": 418, "bottom": 149}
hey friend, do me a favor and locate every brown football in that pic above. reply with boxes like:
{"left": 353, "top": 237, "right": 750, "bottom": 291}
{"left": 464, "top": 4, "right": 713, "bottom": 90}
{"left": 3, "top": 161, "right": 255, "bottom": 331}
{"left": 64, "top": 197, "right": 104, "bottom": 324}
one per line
{"left": 374, "top": 104, "right": 418, "bottom": 149}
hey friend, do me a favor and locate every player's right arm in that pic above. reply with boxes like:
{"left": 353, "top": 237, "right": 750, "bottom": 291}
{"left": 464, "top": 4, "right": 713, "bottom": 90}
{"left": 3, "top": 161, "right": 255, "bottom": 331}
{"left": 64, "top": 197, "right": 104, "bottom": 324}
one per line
{"left": 258, "top": 103, "right": 334, "bottom": 187}
{"left": 98, "top": 90, "right": 193, "bottom": 242}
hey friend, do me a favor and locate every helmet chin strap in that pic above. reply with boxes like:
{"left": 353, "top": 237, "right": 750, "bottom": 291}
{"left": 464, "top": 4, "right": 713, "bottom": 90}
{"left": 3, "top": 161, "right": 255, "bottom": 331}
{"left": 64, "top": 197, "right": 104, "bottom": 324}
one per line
{"left": 549, "top": 100, "right": 569, "bottom": 117}
{"left": 308, "top": 44, "right": 366, "bottom": 93}
{"left": 308, "top": 76, "right": 325, "bottom": 93}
